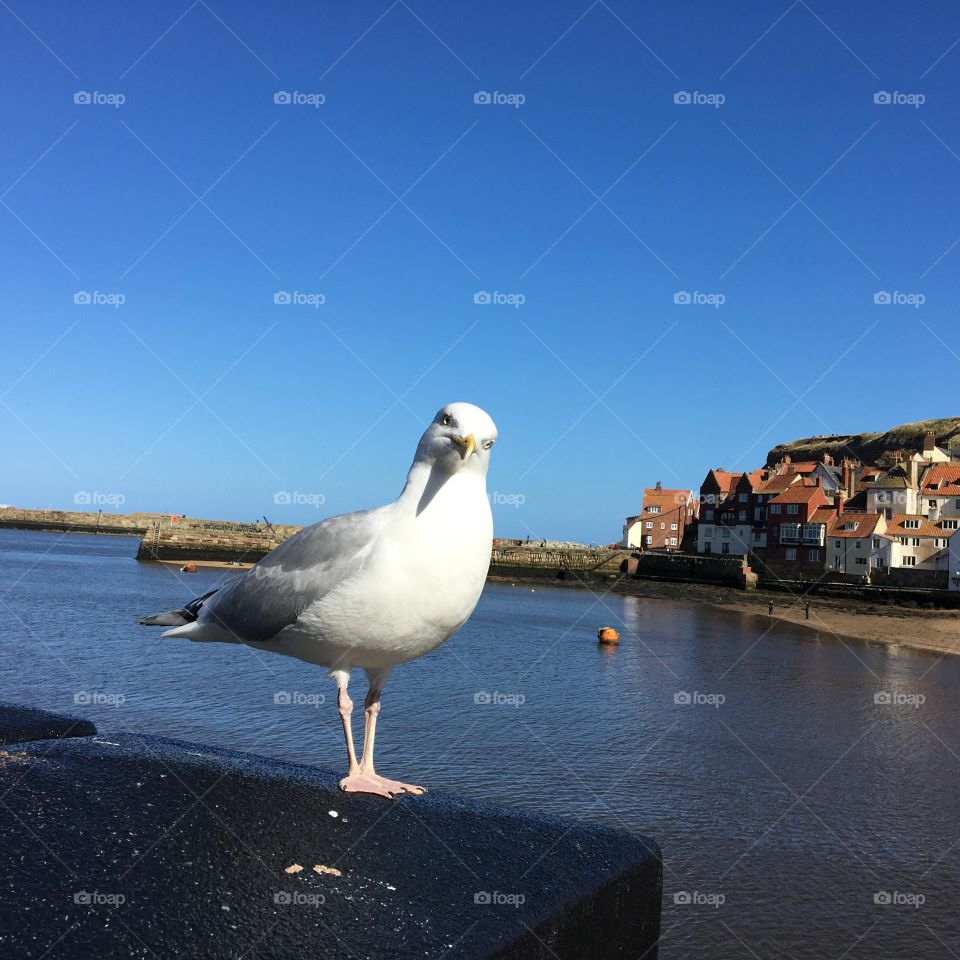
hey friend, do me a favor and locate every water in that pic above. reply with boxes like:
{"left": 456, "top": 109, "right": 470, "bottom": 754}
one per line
{"left": 1, "top": 528, "right": 958, "bottom": 958}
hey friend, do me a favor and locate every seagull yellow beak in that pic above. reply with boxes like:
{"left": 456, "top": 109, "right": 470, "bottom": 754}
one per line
{"left": 453, "top": 433, "right": 478, "bottom": 460}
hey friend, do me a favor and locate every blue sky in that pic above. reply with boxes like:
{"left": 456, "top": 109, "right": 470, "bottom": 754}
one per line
{"left": 1, "top": 0, "right": 959, "bottom": 542}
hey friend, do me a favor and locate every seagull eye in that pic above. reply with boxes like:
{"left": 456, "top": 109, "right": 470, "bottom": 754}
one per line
{"left": 483, "top": 440, "right": 494, "bottom": 450}
{"left": 441, "top": 414, "right": 453, "bottom": 427}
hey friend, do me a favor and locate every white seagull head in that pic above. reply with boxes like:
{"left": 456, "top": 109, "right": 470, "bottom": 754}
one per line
{"left": 416, "top": 402, "right": 498, "bottom": 476}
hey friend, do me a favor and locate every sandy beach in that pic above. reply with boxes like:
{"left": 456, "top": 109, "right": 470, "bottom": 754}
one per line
{"left": 489, "top": 574, "right": 960, "bottom": 659}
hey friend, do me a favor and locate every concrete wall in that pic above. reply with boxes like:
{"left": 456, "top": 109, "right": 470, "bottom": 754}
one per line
{"left": 0, "top": 507, "right": 154, "bottom": 535}
{"left": 632, "top": 551, "right": 757, "bottom": 588}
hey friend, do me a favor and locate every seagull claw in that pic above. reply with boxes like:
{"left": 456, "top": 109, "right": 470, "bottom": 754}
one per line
{"left": 339, "top": 771, "right": 426, "bottom": 799}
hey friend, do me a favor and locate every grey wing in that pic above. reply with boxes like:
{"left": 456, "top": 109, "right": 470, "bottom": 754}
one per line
{"left": 197, "top": 506, "right": 386, "bottom": 643}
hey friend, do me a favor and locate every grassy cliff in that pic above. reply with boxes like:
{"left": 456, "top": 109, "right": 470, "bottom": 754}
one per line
{"left": 765, "top": 418, "right": 960, "bottom": 467}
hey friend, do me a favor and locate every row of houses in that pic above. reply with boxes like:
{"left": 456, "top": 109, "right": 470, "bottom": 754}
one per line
{"left": 622, "top": 431, "right": 960, "bottom": 590}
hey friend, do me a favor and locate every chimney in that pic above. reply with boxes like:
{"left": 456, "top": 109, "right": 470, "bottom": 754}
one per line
{"left": 655, "top": 480, "right": 662, "bottom": 492}
{"left": 834, "top": 490, "right": 845, "bottom": 514}
{"left": 923, "top": 431, "right": 936, "bottom": 453}
{"left": 908, "top": 456, "right": 919, "bottom": 490}
{"left": 842, "top": 460, "right": 852, "bottom": 499}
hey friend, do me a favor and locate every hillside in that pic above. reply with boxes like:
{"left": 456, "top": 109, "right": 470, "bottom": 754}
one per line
{"left": 765, "top": 418, "right": 960, "bottom": 468}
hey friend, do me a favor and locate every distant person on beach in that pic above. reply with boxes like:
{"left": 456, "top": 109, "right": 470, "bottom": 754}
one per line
{"left": 768, "top": 601, "right": 774, "bottom": 617}
{"left": 805, "top": 601, "right": 811, "bottom": 620}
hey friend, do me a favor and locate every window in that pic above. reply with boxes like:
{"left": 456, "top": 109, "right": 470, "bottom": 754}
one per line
{"left": 904, "top": 519, "right": 920, "bottom": 529}
{"left": 935, "top": 538, "right": 947, "bottom": 548}
{"left": 929, "top": 500, "right": 937, "bottom": 508}
{"left": 702, "top": 526, "right": 713, "bottom": 537}
{"left": 855, "top": 540, "right": 863, "bottom": 550}
{"left": 856, "top": 557, "right": 867, "bottom": 566}
{"left": 903, "top": 556, "right": 917, "bottom": 567}
{"left": 644, "top": 536, "right": 653, "bottom": 546}
{"left": 808, "top": 549, "right": 820, "bottom": 562}
{"left": 942, "top": 520, "right": 959, "bottom": 530}
{"left": 753, "top": 531, "right": 762, "bottom": 542}
{"left": 771, "top": 505, "right": 781, "bottom": 514}
{"left": 873, "top": 538, "right": 881, "bottom": 548}
{"left": 738, "top": 493, "right": 748, "bottom": 503}
{"left": 738, "top": 510, "right": 747, "bottom": 521}
{"left": 704, "top": 542, "right": 712, "bottom": 553}
{"left": 645, "top": 521, "right": 653, "bottom": 529}
{"left": 660, "top": 522, "right": 666, "bottom": 530}
{"left": 721, "top": 543, "right": 730, "bottom": 554}
{"left": 785, "top": 548, "right": 797, "bottom": 560}
{"left": 873, "top": 558, "right": 885, "bottom": 568}
{"left": 780, "top": 523, "right": 802, "bottom": 542}
{"left": 722, "top": 529, "right": 731, "bottom": 539}
{"left": 703, "top": 510, "right": 714, "bottom": 521}
{"left": 669, "top": 537, "right": 677, "bottom": 546}
{"left": 956, "top": 499, "right": 960, "bottom": 509}
{"left": 834, "top": 540, "right": 842, "bottom": 548}
{"left": 671, "top": 523, "right": 678, "bottom": 531}
{"left": 912, "top": 537, "right": 921, "bottom": 547}
{"left": 787, "top": 504, "right": 799, "bottom": 514}
{"left": 647, "top": 505, "right": 661, "bottom": 514}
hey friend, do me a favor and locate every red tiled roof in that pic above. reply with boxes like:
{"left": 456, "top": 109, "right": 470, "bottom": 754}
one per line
{"left": 758, "top": 474, "right": 800, "bottom": 494}
{"left": 884, "top": 514, "right": 947, "bottom": 538}
{"left": 783, "top": 461, "right": 817, "bottom": 474}
{"left": 809, "top": 507, "right": 838, "bottom": 525}
{"left": 828, "top": 513, "right": 885, "bottom": 538}
{"left": 770, "top": 485, "right": 830, "bottom": 505}
{"left": 707, "top": 470, "right": 740, "bottom": 494}
{"left": 920, "top": 464, "right": 960, "bottom": 496}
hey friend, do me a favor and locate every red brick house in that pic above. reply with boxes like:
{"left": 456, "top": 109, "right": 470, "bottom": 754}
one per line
{"left": 764, "top": 483, "right": 833, "bottom": 565}
{"left": 623, "top": 482, "right": 697, "bottom": 550}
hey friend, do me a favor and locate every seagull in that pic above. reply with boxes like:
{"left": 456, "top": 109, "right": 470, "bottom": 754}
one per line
{"left": 139, "top": 402, "right": 497, "bottom": 799}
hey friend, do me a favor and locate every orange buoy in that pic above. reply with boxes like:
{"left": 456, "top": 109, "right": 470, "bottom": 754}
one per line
{"left": 597, "top": 626, "right": 619, "bottom": 645}
{"left": 180, "top": 561, "right": 198, "bottom": 573}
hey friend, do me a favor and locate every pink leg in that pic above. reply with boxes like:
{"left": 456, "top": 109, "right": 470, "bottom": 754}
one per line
{"left": 339, "top": 679, "right": 425, "bottom": 799}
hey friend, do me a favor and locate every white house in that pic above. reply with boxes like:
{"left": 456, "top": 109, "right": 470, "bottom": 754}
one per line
{"left": 949, "top": 529, "right": 960, "bottom": 591}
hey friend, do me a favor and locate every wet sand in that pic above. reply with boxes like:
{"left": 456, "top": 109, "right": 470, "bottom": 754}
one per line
{"left": 489, "top": 574, "right": 960, "bottom": 659}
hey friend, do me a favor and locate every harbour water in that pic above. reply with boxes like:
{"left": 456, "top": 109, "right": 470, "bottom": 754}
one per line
{"left": 1, "top": 528, "right": 957, "bottom": 958}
